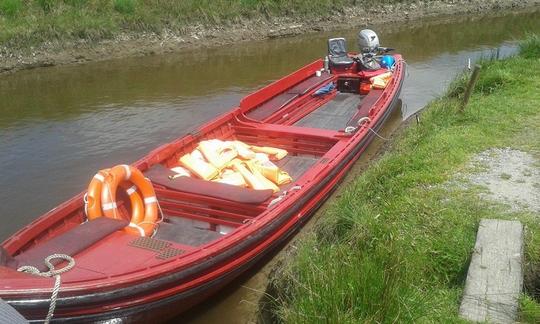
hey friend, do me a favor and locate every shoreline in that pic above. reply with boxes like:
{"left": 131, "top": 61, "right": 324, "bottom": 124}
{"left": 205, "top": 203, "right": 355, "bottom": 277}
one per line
{"left": 1, "top": 0, "right": 539, "bottom": 75}
{"left": 268, "top": 35, "right": 540, "bottom": 322}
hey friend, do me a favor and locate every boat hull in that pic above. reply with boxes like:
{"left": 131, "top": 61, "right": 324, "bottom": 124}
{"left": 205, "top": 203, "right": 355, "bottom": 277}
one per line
{"left": 2, "top": 55, "right": 405, "bottom": 323}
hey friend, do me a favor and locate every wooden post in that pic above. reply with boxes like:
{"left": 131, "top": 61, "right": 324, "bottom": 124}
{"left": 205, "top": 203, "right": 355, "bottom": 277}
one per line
{"left": 460, "top": 64, "right": 481, "bottom": 113}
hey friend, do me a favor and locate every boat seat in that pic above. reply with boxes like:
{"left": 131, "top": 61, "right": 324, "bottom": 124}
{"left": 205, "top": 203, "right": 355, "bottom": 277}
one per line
{"left": 328, "top": 38, "right": 354, "bottom": 69}
{"left": 5, "top": 218, "right": 128, "bottom": 272}
{"left": 345, "top": 89, "right": 383, "bottom": 128}
{"left": 145, "top": 164, "right": 273, "bottom": 205}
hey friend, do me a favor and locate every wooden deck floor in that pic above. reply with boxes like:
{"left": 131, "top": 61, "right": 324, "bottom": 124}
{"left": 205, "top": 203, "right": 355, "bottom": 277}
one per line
{"left": 155, "top": 216, "right": 223, "bottom": 246}
{"left": 294, "top": 92, "right": 361, "bottom": 130}
{"left": 276, "top": 154, "right": 319, "bottom": 191}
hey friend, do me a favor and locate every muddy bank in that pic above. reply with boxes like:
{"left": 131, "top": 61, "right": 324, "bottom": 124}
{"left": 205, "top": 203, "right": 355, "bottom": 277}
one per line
{"left": 1, "top": 0, "right": 538, "bottom": 75}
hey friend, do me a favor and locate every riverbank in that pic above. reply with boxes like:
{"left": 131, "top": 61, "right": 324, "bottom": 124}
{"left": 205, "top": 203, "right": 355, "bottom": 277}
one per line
{"left": 269, "top": 35, "right": 540, "bottom": 322}
{"left": 1, "top": 0, "right": 539, "bottom": 75}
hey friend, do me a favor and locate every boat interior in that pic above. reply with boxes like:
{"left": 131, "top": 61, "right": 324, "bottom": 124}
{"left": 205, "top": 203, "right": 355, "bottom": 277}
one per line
{"left": 130, "top": 59, "right": 387, "bottom": 248}
{"left": 2, "top": 47, "right": 400, "bottom": 282}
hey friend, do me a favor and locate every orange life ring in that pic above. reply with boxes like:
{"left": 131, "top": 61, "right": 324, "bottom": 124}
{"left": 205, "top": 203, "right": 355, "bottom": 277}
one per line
{"left": 87, "top": 168, "right": 144, "bottom": 223}
{"left": 86, "top": 169, "right": 109, "bottom": 219}
{"left": 86, "top": 165, "right": 158, "bottom": 236}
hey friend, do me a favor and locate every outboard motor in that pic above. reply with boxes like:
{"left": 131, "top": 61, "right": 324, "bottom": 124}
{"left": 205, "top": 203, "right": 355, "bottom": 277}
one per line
{"left": 356, "top": 29, "right": 395, "bottom": 71}
{"left": 358, "top": 29, "right": 380, "bottom": 54}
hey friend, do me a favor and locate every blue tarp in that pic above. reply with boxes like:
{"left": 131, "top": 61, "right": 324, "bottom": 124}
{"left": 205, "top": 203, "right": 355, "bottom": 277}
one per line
{"left": 313, "top": 82, "right": 335, "bottom": 96}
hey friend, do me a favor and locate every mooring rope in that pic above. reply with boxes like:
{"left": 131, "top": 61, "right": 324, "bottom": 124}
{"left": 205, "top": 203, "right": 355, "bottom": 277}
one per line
{"left": 17, "top": 254, "right": 75, "bottom": 324}
{"left": 367, "top": 127, "right": 390, "bottom": 141}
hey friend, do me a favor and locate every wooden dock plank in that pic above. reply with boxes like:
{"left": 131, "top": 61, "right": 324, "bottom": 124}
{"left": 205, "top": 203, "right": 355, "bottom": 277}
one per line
{"left": 459, "top": 219, "right": 523, "bottom": 323}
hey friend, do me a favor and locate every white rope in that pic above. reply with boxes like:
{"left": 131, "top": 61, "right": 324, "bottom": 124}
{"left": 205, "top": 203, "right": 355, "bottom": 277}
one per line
{"left": 368, "top": 127, "right": 390, "bottom": 141}
{"left": 344, "top": 117, "right": 371, "bottom": 134}
{"left": 344, "top": 126, "right": 356, "bottom": 134}
{"left": 151, "top": 200, "right": 164, "bottom": 238}
{"left": 156, "top": 200, "right": 164, "bottom": 225}
{"left": 17, "top": 254, "right": 75, "bottom": 324}
{"left": 357, "top": 117, "right": 371, "bottom": 127}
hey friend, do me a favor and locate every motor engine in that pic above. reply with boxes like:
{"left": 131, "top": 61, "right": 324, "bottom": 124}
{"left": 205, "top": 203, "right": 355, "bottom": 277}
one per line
{"left": 357, "top": 29, "right": 380, "bottom": 54}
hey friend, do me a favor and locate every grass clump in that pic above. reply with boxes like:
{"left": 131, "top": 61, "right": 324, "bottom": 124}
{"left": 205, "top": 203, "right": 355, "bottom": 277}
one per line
{"left": 36, "top": 0, "right": 56, "bottom": 13}
{"left": 520, "top": 295, "right": 540, "bottom": 323}
{"left": 446, "top": 57, "right": 519, "bottom": 99}
{"left": 273, "top": 35, "right": 540, "bottom": 323}
{"left": 0, "top": 0, "right": 21, "bottom": 18}
{"left": 113, "top": 0, "right": 135, "bottom": 14}
{"left": 520, "top": 34, "right": 540, "bottom": 59}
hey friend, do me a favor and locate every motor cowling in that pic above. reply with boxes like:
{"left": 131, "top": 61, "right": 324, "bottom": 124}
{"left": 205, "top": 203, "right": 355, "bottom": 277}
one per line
{"left": 358, "top": 29, "right": 380, "bottom": 54}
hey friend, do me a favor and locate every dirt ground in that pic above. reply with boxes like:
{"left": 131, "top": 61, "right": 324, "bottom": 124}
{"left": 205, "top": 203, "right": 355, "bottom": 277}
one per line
{"left": 468, "top": 148, "right": 540, "bottom": 213}
{"left": 1, "top": 0, "right": 539, "bottom": 75}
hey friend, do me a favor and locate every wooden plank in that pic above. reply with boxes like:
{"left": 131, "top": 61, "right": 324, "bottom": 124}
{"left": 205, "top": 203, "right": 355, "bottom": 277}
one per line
{"left": 154, "top": 220, "right": 223, "bottom": 247}
{"left": 294, "top": 93, "right": 361, "bottom": 130}
{"left": 459, "top": 219, "right": 523, "bottom": 323}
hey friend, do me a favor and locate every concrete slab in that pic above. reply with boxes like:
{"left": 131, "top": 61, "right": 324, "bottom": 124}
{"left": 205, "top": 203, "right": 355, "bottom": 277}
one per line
{"left": 459, "top": 219, "right": 523, "bottom": 323}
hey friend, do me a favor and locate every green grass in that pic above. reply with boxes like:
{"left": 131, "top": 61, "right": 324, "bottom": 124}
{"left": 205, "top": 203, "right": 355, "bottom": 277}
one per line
{"left": 113, "top": 0, "right": 135, "bottom": 15}
{"left": 521, "top": 295, "right": 540, "bottom": 323}
{"left": 0, "top": 0, "right": 411, "bottom": 49}
{"left": 520, "top": 34, "right": 540, "bottom": 59}
{"left": 272, "top": 35, "right": 540, "bottom": 323}
{"left": 0, "top": 0, "right": 21, "bottom": 18}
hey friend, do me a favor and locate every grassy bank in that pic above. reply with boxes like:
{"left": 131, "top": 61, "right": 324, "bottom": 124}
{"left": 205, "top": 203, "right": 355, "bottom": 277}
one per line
{"left": 272, "top": 35, "right": 540, "bottom": 323}
{"left": 0, "top": 0, "right": 410, "bottom": 49}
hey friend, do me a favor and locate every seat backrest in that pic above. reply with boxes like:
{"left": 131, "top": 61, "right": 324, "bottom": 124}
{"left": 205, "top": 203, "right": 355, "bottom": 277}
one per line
{"left": 328, "top": 38, "right": 348, "bottom": 58}
{"left": 145, "top": 164, "right": 273, "bottom": 205}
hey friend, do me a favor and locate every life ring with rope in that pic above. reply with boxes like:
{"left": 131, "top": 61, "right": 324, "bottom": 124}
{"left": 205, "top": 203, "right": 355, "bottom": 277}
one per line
{"left": 86, "top": 164, "right": 158, "bottom": 236}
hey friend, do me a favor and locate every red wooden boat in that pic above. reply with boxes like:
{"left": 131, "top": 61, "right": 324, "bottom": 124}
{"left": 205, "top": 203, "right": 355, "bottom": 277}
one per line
{"left": 0, "top": 35, "right": 405, "bottom": 322}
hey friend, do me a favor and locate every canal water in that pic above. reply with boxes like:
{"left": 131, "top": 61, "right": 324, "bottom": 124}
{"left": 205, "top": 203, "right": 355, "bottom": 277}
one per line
{"left": 1, "top": 7, "right": 539, "bottom": 322}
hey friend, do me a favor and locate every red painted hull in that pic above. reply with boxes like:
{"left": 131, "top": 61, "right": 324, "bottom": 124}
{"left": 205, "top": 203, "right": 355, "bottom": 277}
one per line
{"left": 0, "top": 55, "right": 405, "bottom": 323}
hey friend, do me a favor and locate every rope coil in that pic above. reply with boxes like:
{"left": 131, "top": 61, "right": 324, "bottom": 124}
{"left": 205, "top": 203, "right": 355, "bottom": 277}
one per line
{"left": 17, "top": 254, "right": 75, "bottom": 324}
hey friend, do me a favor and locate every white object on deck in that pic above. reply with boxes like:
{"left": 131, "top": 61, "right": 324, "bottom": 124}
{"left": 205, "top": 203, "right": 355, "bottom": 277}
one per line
{"left": 459, "top": 219, "right": 523, "bottom": 323}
